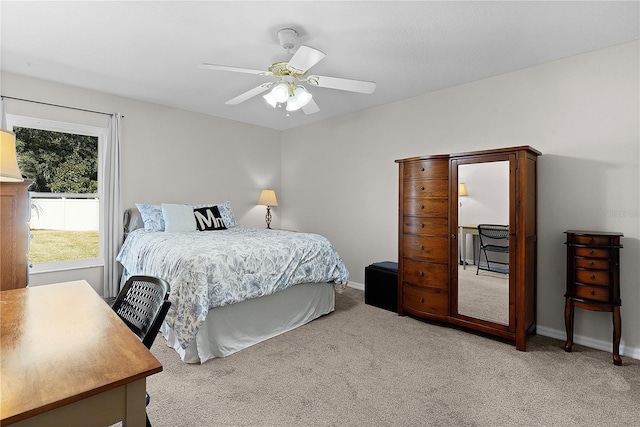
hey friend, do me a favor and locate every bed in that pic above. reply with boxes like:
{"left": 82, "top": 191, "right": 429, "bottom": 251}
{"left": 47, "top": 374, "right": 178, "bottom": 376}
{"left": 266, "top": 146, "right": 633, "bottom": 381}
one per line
{"left": 116, "top": 204, "right": 349, "bottom": 363}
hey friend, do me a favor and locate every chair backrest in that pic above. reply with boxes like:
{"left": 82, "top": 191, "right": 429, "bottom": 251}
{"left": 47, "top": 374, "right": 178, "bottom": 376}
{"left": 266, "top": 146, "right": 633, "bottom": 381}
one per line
{"left": 111, "top": 275, "right": 171, "bottom": 349}
{"left": 478, "top": 224, "right": 509, "bottom": 242}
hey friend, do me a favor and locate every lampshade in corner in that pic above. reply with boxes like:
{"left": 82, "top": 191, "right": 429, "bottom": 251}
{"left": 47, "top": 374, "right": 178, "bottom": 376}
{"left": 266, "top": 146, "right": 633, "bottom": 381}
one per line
{"left": 258, "top": 189, "right": 278, "bottom": 206}
{"left": 0, "top": 129, "right": 24, "bottom": 181}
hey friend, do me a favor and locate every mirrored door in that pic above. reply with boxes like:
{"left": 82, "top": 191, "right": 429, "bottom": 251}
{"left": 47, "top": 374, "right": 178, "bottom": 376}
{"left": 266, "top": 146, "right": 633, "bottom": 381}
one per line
{"left": 454, "top": 158, "right": 511, "bottom": 326}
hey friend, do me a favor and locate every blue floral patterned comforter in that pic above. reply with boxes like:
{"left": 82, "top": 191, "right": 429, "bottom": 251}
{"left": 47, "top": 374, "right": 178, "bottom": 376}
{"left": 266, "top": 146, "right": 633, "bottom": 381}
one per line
{"left": 116, "top": 227, "right": 349, "bottom": 349}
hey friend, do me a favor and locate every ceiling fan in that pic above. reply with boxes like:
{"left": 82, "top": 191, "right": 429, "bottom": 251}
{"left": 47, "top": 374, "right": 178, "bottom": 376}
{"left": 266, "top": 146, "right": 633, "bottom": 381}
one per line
{"left": 198, "top": 28, "right": 376, "bottom": 115}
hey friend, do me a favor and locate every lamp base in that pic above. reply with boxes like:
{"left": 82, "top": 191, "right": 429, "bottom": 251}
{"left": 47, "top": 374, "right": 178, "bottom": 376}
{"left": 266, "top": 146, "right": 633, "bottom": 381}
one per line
{"left": 265, "top": 206, "right": 272, "bottom": 229}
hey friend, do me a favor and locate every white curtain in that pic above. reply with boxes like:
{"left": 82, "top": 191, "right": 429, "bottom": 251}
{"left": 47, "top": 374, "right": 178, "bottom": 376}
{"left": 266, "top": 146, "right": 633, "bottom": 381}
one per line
{"left": 1, "top": 98, "right": 7, "bottom": 128}
{"left": 103, "top": 113, "right": 123, "bottom": 298}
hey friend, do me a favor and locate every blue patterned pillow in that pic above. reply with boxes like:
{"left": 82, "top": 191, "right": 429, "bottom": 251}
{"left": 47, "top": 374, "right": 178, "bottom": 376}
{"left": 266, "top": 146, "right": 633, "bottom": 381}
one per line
{"left": 135, "top": 203, "right": 165, "bottom": 232}
{"left": 193, "top": 201, "right": 236, "bottom": 228}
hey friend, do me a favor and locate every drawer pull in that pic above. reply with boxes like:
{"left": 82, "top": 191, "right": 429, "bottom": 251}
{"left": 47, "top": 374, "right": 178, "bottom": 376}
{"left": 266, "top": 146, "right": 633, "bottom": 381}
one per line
{"left": 420, "top": 223, "right": 425, "bottom": 228}
{"left": 589, "top": 250, "right": 595, "bottom": 255}
{"left": 590, "top": 290, "right": 595, "bottom": 296}
{"left": 420, "top": 167, "right": 425, "bottom": 172}
{"left": 419, "top": 245, "right": 424, "bottom": 251}
{"left": 419, "top": 297, "right": 424, "bottom": 303}
{"left": 589, "top": 261, "right": 595, "bottom": 266}
{"left": 589, "top": 237, "right": 594, "bottom": 243}
{"left": 591, "top": 274, "right": 596, "bottom": 280}
{"left": 420, "top": 204, "right": 425, "bottom": 209}
{"left": 418, "top": 271, "right": 424, "bottom": 277}
{"left": 420, "top": 186, "right": 425, "bottom": 191}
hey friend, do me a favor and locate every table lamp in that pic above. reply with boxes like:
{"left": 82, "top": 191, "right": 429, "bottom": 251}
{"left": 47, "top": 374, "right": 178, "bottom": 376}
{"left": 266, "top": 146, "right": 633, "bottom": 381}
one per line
{"left": 257, "top": 189, "right": 278, "bottom": 229}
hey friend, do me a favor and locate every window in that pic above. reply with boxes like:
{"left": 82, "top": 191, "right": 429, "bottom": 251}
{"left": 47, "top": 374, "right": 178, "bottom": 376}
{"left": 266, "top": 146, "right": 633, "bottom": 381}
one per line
{"left": 7, "top": 115, "right": 107, "bottom": 272}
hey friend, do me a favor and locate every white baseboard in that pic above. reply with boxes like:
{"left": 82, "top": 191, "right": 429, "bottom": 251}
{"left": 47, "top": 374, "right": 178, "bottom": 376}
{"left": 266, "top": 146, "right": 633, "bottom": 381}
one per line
{"left": 347, "top": 281, "right": 364, "bottom": 291}
{"left": 534, "top": 326, "right": 639, "bottom": 360}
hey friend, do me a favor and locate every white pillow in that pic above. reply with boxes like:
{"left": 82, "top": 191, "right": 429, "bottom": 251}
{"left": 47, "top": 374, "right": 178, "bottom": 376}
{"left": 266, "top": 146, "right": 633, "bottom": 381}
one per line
{"left": 162, "top": 203, "right": 196, "bottom": 232}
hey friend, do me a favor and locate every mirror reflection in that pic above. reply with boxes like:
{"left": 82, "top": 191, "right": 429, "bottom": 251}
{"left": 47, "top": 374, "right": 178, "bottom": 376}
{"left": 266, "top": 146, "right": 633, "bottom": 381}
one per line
{"left": 457, "top": 161, "right": 510, "bottom": 325}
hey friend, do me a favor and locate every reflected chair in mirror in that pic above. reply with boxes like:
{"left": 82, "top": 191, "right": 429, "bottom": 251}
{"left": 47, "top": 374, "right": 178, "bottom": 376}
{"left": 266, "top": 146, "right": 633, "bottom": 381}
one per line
{"left": 476, "top": 224, "right": 509, "bottom": 275}
{"left": 111, "top": 275, "right": 171, "bottom": 427}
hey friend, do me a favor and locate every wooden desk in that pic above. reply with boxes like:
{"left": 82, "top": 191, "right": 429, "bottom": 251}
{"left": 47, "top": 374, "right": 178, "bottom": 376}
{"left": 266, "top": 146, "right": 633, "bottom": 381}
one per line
{"left": 1, "top": 280, "right": 162, "bottom": 426}
{"left": 459, "top": 224, "right": 479, "bottom": 270}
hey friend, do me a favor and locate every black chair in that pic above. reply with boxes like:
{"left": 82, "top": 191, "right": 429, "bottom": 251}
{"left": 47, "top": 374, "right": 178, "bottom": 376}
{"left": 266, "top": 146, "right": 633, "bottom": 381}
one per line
{"left": 476, "top": 224, "right": 509, "bottom": 275}
{"left": 111, "top": 275, "right": 171, "bottom": 427}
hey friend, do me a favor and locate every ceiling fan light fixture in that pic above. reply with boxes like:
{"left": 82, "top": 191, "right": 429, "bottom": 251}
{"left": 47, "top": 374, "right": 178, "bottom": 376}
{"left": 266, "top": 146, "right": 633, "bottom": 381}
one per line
{"left": 270, "top": 83, "right": 289, "bottom": 103}
{"left": 286, "top": 85, "right": 312, "bottom": 111}
{"left": 263, "top": 91, "right": 278, "bottom": 108}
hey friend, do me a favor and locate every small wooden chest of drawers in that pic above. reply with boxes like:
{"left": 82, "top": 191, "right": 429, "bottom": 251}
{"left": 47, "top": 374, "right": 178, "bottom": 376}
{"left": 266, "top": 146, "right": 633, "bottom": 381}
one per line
{"left": 564, "top": 230, "right": 623, "bottom": 365}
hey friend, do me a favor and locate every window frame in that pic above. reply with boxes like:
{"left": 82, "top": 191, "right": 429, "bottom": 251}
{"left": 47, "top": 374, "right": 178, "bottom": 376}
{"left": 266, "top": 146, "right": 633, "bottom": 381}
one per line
{"left": 7, "top": 114, "right": 108, "bottom": 274}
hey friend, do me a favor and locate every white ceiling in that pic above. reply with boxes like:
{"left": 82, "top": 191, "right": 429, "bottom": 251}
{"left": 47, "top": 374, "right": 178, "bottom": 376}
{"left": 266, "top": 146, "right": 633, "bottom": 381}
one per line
{"left": 1, "top": 1, "right": 638, "bottom": 131}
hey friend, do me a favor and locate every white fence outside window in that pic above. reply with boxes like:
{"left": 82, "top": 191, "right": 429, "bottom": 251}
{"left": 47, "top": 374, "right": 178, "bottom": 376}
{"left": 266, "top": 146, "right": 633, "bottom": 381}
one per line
{"left": 30, "top": 193, "right": 99, "bottom": 232}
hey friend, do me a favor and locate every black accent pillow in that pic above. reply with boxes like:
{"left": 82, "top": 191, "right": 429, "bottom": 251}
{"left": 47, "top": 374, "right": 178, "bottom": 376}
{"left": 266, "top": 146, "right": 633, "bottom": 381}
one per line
{"left": 193, "top": 206, "right": 227, "bottom": 231}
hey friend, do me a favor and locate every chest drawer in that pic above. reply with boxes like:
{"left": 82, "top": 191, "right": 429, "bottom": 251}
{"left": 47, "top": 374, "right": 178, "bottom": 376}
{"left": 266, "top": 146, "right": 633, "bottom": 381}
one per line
{"left": 402, "top": 160, "right": 449, "bottom": 180}
{"left": 402, "top": 259, "right": 449, "bottom": 289}
{"left": 402, "top": 217, "right": 448, "bottom": 236}
{"left": 403, "top": 283, "right": 449, "bottom": 316}
{"left": 402, "top": 235, "right": 448, "bottom": 263}
{"left": 575, "top": 258, "right": 609, "bottom": 270}
{"left": 403, "top": 198, "right": 448, "bottom": 217}
{"left": 575, "top": 269, "right": 609, "bottom": 286}
{"left": 402, "top": 179, "right": 448, "bottom": 198}
{"left": 575, "top": 247, "right": 610, "bottom": 259}
{"left": 575, "top": 284, "right": 610, "bottom": 303}
{"left": 573, "top": 235, "right": 612, "bottom": 245}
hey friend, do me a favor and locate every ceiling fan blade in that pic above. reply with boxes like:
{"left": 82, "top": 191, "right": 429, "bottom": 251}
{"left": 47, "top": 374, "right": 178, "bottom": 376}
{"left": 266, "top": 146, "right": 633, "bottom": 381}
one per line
{"left": 286, "top": 46, "right": 326, "bottom": 75}
{"left": 226, "top": 83, "right": 273, "bottom": 105}
{"left": 305, "top": 75, "right": 376, "bottom": 94}
{"left": 302, "top": 98, "right": 320, "bottom": 115}
{"left": 198, "top": 63, "right": 272, "bottom": 76}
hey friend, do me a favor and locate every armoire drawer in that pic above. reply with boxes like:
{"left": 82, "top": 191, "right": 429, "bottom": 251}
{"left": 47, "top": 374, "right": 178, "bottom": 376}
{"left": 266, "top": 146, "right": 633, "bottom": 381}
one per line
{"left": 575, "top": 247, "right": 610, "bottom": 259}
{"left": 403, "top": 283, "right": 449, "bottom": 316}
{"left": 402, "top": 160, "right": 449, "bottom": 180}
{"left": 575, "top": 269, "right": 609, "bottom": 286}
{"left": 403, "top": 198, "right": 448, "bottom": 217}
{"left": 402, "top": 178, "right": 448, "bottom": 198}
{"left": 402, "top": 235, "right": 448, "bottom": 262}
{"left": 574, "top": 284, "right": 610, "bottom": 303}
{"left": 402, "top": 259, "right": 449, "bottom": 289}
{"left": 402, "top": 217, "right": 448, "bottom": 236}
{"left": 575, "top": 258, "right": 609, "bottom": 270}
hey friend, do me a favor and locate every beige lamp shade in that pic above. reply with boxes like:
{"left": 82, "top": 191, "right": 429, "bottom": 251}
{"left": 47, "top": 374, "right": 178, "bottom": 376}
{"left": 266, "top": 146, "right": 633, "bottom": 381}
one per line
{"left": 258, "top": 189, "right": 278, "bottom": 206}
{"left": 458, "top": 182, "right": 468, "bottom": 197}
{"left": 0, "top": 129, "right": 24, "bottom": 181}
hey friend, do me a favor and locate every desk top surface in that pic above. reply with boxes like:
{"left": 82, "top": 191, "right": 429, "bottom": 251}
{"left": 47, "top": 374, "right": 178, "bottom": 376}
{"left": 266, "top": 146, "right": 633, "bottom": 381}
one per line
{"left": 1, "top": 280, "right": 162, "bottom": 424}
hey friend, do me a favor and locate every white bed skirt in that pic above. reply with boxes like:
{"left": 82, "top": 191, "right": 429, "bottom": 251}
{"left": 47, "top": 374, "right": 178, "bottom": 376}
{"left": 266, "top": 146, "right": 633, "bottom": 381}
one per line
{"left": 161, "top": 282, "right": 335, "bottom": 363}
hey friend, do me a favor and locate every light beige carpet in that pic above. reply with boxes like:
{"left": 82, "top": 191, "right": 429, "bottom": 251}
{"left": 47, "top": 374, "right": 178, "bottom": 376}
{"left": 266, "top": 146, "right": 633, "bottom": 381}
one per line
{"left": 144, "top": 287, "right": 639, "bottom": 426}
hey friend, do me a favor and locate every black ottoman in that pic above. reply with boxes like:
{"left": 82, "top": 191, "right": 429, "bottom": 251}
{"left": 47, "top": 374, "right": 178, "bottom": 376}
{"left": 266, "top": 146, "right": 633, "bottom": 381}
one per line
{"left": 364, "top": 261, "right": 398, "bottom": 312}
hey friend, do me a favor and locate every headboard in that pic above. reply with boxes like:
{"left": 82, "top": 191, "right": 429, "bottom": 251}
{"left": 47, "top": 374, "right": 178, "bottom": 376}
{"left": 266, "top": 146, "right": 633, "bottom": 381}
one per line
{"left": 123, "top": 207, "right": 144, "bottom": 239}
